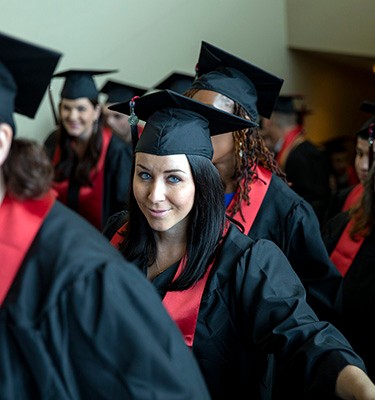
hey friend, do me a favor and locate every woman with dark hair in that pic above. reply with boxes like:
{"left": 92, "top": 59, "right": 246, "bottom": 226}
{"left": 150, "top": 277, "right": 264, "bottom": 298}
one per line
{"left": 107, "top": 88, "right": 375, "bottom": 400}
{"left": 0, "top": 33, "right": 211, "bottom": 400}
{"left": 44, "top": 69, "right": 133, "bottom": 230}
{"left": 322, "top": 162, "right": 375, "bottom": 382}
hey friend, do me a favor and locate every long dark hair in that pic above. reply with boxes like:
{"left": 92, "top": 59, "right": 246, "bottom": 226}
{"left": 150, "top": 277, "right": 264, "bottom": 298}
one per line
{"left": 119, "top": 154, "right": 226, "bottom": 291}
{"left": 53, "top": 100, "right": 103, "bottom": 186}
{"left": 184, "top": 88, "right": 286, "bottom": 220}
{"left": 3, "top": 138, "right": 53, "bottom": 199}
{"left": 349, "top": 163, "right": 375, "bottom": 239}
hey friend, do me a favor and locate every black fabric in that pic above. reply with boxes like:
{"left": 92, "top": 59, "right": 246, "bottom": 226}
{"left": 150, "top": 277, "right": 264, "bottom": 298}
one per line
{"left": 0, "top": 32, "right": 61, "bottom": 131}
{"left": 53, "top": 69, "right": 116, "bottom": 100}
{"left": 153, "top": 71, "right": 195, "bottom": 94}
{"left": 194, "top": 41, "right": 283, "bottom": 119}
{"left": 322, "top": 211, "right": 375, "bottom": 381}
{"left": 282, "top": 140, "right": 332, "bottom": 226}
{"left": 0, "top": 201, "right": 210, "bottom": 399}
{"left": 106, "top": 219, "right": 365, "bottom": 399}
{"left": 100, "top": 80, "right": 147, "bottom": 104}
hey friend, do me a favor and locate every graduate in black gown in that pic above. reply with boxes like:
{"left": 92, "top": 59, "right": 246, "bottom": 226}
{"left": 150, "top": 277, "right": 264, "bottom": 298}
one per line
{"left": 263, "top": 94, "right": 332, "bottom": 225}
{"left": 183, "top": 41, "right": 341, "bottom": 323}
{"left": 44, "top": 69, "right": 133, "bottom": 231}
{"left": 0, "top": 32, "right": 210, "bottom": 400}
{"left": 106, "top": 88, "right": 375, "bottom": 399}
{"left": 322, "top": 142, "right": 375, "bottom": 382}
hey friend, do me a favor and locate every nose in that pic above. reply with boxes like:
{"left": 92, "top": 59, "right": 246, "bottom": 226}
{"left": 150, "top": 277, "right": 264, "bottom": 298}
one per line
{"left": 68, "top": 108, "right": 79, "bottom": 120}
{"left": 148, "top": 179, "right": 166, "bottom": 203}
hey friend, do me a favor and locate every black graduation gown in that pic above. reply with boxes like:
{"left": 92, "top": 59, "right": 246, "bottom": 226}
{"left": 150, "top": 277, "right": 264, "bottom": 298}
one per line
{"left": 0, "top": 201, "right": 210, "bottom": 399}
{"left": 103, "top": 175, "right": 342, "bottom": 322}
{"left": 44, "top": 130, "right": 133, "bottom": 230}
{"left": 248, "top": 174, "right": 342, "bottom": 322}
{"left": 322, "top": 212, "right": 375, "bottom": 381}
{"left": 284, "top": 140, "right": 331, "bottom": 226}
{"left": 151, "top": 224, "right": 365, "bottom": 399}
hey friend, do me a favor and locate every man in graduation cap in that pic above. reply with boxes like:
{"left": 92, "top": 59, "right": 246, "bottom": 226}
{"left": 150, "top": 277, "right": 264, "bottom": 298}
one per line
{"left": 106, "top": 88, "right": 375, "bottom": 400}
{"left": 261, "top": 94, "right": 332, "bottom": 224}
{"left": 0, "top": 32, "right": 211, "bottom": 400}
{"left": 44, "top": 69, "right": 134, "bottom": 230}
{"left": 100, "top": 79, "right": 147, "bottom": 144}
{"left": 182, "top": 41, "right": 343, "bottom": 325}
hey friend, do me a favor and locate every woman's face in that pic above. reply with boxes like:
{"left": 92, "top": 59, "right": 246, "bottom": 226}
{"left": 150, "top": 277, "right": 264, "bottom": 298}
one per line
{"left": 191, "top": 90, "right": 235, "bottom": 164}
{"left": 133, "top": 152, "right": 195, "bottom": 234}
{"left": 60, "top": 98, "right": 100, "bottom": 139}
{"left": 355, "top": 137, "right": 373, "bottom": 184}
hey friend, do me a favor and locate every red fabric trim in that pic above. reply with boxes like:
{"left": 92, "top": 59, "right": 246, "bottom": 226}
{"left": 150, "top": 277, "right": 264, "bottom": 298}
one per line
{"left": 342, "top": 183, "right": 364, "bottom": 211}
{"left": 110, "top": 221, "right": 230, "bottom": 348}
{"left": 52, "top": 127, "right": 112, "bottom": 229}
{"left": 330, "top": 220, "right": 365, "bottom": 277}
{"left": 275, "top": 126, "right": 303, "bottom": 165}
{"left": 0, "top": 190, "right": 55, "bottom": 305}
{"left": 227, "top": 166, "right": 272, "bottom": 234}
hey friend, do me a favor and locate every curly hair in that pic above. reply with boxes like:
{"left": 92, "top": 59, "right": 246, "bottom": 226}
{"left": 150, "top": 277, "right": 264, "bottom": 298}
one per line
{"left": 3, "top": 138, "right": 53, "bottom": 200}
{"left": 184, "top": 88, "right": 286, "bottom": 219}
{"left": 119, "top": 154, "right": 226, "bottom": 291}
{"left": 53, "top": 100, "right": 103, "bottom": 186}
{"left": 349, "top": 164, "right": 375, "bottom": 240}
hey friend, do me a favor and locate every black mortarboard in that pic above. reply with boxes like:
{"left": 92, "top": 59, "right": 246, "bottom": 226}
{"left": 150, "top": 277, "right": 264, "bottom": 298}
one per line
{"left": 109, "top": 89, "right": 257, "bottom": 159}
{"left": 100, "top": 80, "right": 148, "bottom": 104}
{"left": 193, "top": 41, "right": 283, "bottom": 120}
{"left": 153, "top": 72, "right": 196, "bottom": 94}
{"left": 273, "top": 94, "right": 311, "bottom": 114}
{"left": 53, "top": 69, "right": 117, "bottom": 100}
{"left": 0, "top": 32, "right": 62, "bottom": 132}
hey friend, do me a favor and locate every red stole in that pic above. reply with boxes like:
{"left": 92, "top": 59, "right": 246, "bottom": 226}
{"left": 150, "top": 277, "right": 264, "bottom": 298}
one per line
{"left": 275, "top": 126, "right": 305, "bottom": 169}
{"left": 0, "top": 190, "right": 56, "bottom": 305}
{"left": 330, "top": 220, "right": 365, "bottom": 277}
{"left": 52, "top": 127, "right": 112, "bottom": 229}
{"left": 227, "top": 166, "right": 272, "bottom": 234}
{"left": 342, "top": 183, "right": 364, "bottom": 211}
{"left": 110, "top": 222, "right": 229, "bottom": 347}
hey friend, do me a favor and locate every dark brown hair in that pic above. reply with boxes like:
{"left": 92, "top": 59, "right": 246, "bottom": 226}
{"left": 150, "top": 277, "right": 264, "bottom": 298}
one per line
{"left": 3, "top": 138, "right": 53, "bottom": 199}
{"left": 349, "top": 164, "right": 375, "bottom": 240}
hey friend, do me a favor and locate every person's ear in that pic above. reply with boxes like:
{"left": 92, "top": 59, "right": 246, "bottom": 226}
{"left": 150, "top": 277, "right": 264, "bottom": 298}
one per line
{"left": 0, "top": 123, "right": 13, "bottom": 167}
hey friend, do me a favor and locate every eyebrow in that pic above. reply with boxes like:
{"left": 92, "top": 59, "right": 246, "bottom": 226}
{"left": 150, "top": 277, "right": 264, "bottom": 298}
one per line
{"left": 136, "top": 163, "right": 188, "bottom": 174}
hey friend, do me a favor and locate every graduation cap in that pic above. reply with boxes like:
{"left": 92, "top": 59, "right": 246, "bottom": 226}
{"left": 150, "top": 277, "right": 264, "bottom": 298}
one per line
{"left": 100, "top": 80, "right": 148, "bottom": 104}
{"left": 0, "top": 32, "right": 62, "bottom": 133}
{"left": 273, "top": 94, "right": 311, "bottom": 114}
{"left": 109, "top": 89, "right": 257, "bottom": 159}
{"left": 53, "top": 69, "right": 117, "bottom": 100}
{"left": 153, "top": 72, "right": 196, "bottom": 94}
{"left": 192, "top": 41, "right": 283, "bottom": 120}
{"left": 357, "top": 100, "right": 375, "bottom": 169}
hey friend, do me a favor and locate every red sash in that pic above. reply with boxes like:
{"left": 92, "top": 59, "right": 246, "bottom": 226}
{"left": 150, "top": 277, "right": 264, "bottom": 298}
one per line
{"left": 52, "top": 127, "right": 112, "bottom": 229}
{"left": 275, "top": 126, "right": 305, "bottom": 169}
{"left": 110, "top": 222, "right": 229, "bottom": 347}
{"left": 227, "top": 166, "right": 272, "bottom": 234}
{"left": 342, "top": 183, "right": 364, "bottom": 211}
{"left": 330, "top": 220, "right": 365, "bottom": 277}
{"left": 0, "top": 190, "right": 56, "bottom": 305}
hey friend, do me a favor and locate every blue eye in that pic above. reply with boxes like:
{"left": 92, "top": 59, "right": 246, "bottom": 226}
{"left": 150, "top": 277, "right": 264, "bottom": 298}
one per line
{"left": 139, "top": 172, "right": 151, "bottom": 180}
{"left": 167, "top": 175, "right": 181, "bottom": 183}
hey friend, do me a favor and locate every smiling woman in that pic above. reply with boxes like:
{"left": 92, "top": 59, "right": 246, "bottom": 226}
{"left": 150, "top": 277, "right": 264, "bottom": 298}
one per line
{"left": 104, "top": 89, "right": 375, "bottom": 400}
{"left": 43, "top": 69, "right": 134, "bottom": 230}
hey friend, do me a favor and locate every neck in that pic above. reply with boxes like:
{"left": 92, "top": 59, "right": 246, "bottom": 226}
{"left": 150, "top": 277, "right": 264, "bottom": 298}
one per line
{"left": 0, "top": 170, "right": 6, "bottom": 205}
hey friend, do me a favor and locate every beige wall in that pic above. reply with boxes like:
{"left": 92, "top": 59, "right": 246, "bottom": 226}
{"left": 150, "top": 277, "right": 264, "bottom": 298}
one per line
{"left": 1, "top": 0, "right": 288, "bottom": 142}
{"left": 1, "top": 0, "right": 373, "bottom": 146}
